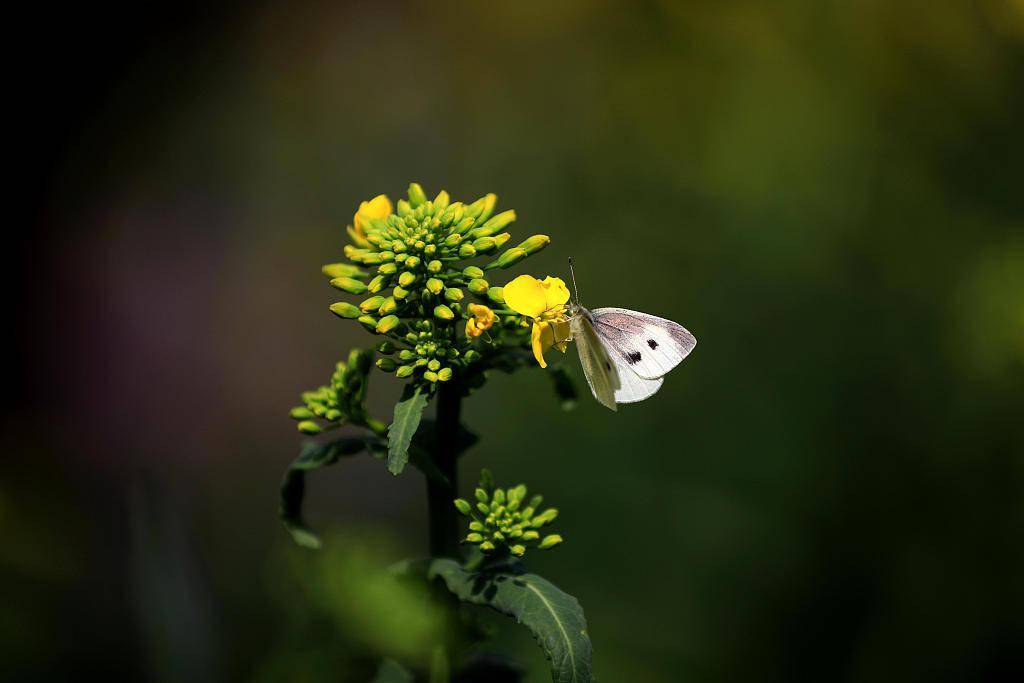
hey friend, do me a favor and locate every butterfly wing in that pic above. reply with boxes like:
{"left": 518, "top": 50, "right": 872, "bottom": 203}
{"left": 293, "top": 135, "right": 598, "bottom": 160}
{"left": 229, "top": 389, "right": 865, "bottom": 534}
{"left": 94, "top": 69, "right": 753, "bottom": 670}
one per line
{"left": 610, "top": 355, "right": 664, "bottom": 403}
{"left": 591, "top": 307, "right": 697, "bottom": 380}
{"left": 570, "top": 311, "right": 621, "bottom": 411}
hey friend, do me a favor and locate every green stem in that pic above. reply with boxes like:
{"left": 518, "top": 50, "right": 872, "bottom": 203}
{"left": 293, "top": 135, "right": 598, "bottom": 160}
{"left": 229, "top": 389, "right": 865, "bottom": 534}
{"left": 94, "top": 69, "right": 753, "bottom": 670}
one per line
{"left": 427, "top": 382, "right": 462, "bottom": 557}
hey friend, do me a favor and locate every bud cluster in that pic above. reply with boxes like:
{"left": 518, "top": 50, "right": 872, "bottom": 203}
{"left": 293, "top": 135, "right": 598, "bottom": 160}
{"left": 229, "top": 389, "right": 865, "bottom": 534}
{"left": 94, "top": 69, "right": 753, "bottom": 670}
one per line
{"left": 288, "top": 349, "right": 386, "bottom": 435}
{"left": 453, "top": 470, "right": 563, "bottom": 557}
{"left": 327, "top": 184, "right": 551, "bottom": 388}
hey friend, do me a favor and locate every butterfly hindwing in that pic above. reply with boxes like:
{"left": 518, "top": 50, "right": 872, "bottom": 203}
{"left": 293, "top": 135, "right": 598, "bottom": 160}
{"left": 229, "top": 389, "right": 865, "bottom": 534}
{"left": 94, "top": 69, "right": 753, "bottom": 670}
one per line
{"left": 610, "top": 354, "right": 664, "bottom": 403}
{"left": 591, "top": 307, "right": 697, "bottom": 380}
{"left": 570, "top": 312, "right": 621, "bottom": 411}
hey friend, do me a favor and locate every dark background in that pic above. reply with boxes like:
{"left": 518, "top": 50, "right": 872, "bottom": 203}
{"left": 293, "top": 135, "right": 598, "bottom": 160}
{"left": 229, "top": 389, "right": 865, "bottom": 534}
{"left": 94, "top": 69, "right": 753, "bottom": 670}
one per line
{"left": 7, "top": 1, "right": 1024, "bottom": 681}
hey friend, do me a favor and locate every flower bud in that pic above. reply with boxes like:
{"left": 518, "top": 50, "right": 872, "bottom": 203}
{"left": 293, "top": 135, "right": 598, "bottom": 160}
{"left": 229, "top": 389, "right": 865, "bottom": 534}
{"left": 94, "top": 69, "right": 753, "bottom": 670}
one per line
{"left": 378, "top": 262, "right": 398, "bottom": 275}
{"left": 360, "top": 295, "right": 386, "bottom": 312}
{"left": 453, "top": 499, "right": 472, "bottom": 515}
{"left": 510, "top": 545, "right": 526, "bottom": 557}
{"left": 521, "top": 530, "right": 540, "bottom": 541}
{"left": 476, "top": 193, "right": 498, "bottom": 224}
{"left": 493, "top": 232, "right": 511, "bottom": 249}
{"left": 472, "top": 236, "right": 496, "bottom": 252}
{"left": 463, "top": 266, "right": 484, "bottom": 279}
{"left": 493, "top": 248, "right": 527, "bottom": 269}
{"left": 377, "top": 341, "right": 397, "bottom": 354}
{"left": 322, "top": 263, "right": 366, "bottom": 279}
{"left": 376, "top": 357, "right": 397, "bottom": 372}
{"left": 517, "top": 234, "right": 550, "bottom": 255}
{"left": 395, "top": 365, "right": 415, "bottom": 378}
{"left": 469, "top": 521, "right": 484, "bottom": 532}
{"left": 393, "top": 286, "right": 410, "bottom": 300}
{"left": 444, "top": 288, "right": 464, "bottom": 302}
{"left": 408, "top": 182, "right": 427, "bottom": 207}
{"left": 468, "top": 278, "right": 489, "bottom": 295}
{"left": 479, "top": 541, "right": 495, "bottom": 552}
{"left": 379, "top": 297, "right": 398, "bottom": 315}
{"left": 538, "top": 534, "right": 563, "bottom": 550}
{"left": 464, "top": 350, "right": 482, "bottom": 363}
{"left": 458, "top": 244, "right": 477, "bottom": 259}
{"left": 444, "top": 233, "right": 462, "bottom": 247}
{"left": 424, "top": 370, "right": 438, "bottom": 382}
{"left": 476, "top": 502, "right": 490, "bottom": 515}
{"left": 433, "top": 190, "right": 450, "bottom": 212}
{"left": 475, "top": 488, "right": 489, "bottom": 503}
{"left": 433, "top": 305, "right": 455, "bottom": 321}
{"left": 427, "top": 260, "right": 443, "bottom": 273}
{"left": 486, "top": 287, "right": 505, "bottom": 304}
{"left": 405, "top": 255, "right": 421, "bottom": 268}
{"left": 367, "top": 275, "right": 387, "bottom": 293}
{"left": 357, "top": 315, "right": 378, "bottom": 331}
{"left": 376, "top": 315, "right": 401, "bottom": 334}
{"left": 398, "top": 271, "right": 416, "bottom": 288}
{"left": 437, "top": 367, "right": 453, "bottom": 381}
{"left": 297, "top": 420, "right": 321, "bottom": 435}
{"left": 290, "top": 407, "right": 314, "bottom": 420}
{"left": 329, "top": 302, "right": 361, "bottom": 319}
{"left": 419, "top": 278, "right": 441, "bottom": 296}
{"left": 465, "top": 533, "right": 484, "bottom": 544}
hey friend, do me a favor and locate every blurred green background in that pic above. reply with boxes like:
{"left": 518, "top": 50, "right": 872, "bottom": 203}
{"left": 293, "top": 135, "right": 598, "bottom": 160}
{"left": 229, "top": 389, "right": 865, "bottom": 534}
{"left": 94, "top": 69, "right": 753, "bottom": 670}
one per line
{"left": 8, "top": 1, "right": 1024, "bottom": 681}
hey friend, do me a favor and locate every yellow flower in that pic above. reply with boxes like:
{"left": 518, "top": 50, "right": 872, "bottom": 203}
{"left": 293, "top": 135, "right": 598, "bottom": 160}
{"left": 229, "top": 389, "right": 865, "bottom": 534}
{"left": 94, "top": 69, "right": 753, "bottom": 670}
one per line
{"left": 465, "top": 303, "right": 496, "bottom": 338}
{"left": 504, "top": 275, "right": 572, "bottom": 368}
{"left": 349, "top": 194, "right": 392, "bottom": 244}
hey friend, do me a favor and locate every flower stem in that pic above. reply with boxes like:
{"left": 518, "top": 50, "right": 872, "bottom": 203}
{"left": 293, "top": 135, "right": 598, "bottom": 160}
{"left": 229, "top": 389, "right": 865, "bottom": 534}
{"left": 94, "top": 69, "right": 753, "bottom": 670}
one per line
{"left": 427, "top": 382, "right": 461, "bottom": 557}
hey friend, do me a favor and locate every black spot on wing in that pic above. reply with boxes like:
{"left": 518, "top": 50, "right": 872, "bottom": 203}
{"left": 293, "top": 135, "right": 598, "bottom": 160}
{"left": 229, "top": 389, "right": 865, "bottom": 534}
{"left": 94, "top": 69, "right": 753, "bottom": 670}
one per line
{"left": 647, "top": 339, "right": 658, "bottom": 349}
{"left": 627, "top": 351, "right": 642, "bottom": 364}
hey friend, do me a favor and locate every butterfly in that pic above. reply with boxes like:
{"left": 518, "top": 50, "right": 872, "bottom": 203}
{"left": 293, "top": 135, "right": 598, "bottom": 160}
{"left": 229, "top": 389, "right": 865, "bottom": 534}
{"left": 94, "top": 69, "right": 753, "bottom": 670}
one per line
{"left": 566, "top": 258, "right": 697, "bottom": 411}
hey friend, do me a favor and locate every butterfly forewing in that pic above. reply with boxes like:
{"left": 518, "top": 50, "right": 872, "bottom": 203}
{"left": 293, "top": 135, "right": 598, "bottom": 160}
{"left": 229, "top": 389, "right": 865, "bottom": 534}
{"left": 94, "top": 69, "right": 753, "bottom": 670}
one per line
{"left": 570, "top": 311, "right": 621, "bottom": 411}
{"left": 610, "top": 356, "right": 664, "bottom": 403}
{"left": 591, "top": 307, "right": 697, "bottom": 380}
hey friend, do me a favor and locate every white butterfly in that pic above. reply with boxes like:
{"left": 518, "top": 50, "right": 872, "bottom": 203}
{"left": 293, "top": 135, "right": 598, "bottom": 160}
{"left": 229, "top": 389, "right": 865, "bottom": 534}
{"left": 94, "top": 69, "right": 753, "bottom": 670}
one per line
{"left": 566, "top": 259, "right": 696, "bottom": 411}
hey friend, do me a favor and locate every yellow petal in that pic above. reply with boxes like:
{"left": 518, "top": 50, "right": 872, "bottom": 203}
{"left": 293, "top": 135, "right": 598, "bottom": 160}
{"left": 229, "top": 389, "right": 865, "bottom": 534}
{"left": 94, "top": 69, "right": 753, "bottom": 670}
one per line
{"left": 505, "top": 275, "right": 548, "bottom": 319}
{"left": 353, "top": 194, "right": 393, "bottom": 235}
{"left": 542, "top": 276, "right": 571, "bottom": 310}
{"left": 552, "top": 319, "right": 572, "bottom": 352}
{"left": 531, "top": 321, "right": 555, "bottom": 368}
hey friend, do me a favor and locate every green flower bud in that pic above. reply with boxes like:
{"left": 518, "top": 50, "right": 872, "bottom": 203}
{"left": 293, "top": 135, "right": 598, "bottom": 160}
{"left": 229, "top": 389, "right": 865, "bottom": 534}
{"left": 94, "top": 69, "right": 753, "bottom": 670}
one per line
{"left": 297, "top": 420, "right": 321, "bottom": 434}
{"left": 427, "top": 359, "right": 441, "bottom": 371}
{"left": 398, "top": 271, "right": 416, "bottom": 288}
{"left": 433, "top": 305, "right": 454, "bottom": 321}
{"left": 468, "top": 278, "right": 489, "bottom": 294}
{"left": 395, "top": 365, "right": 415, "bottom": 378}
{"left": 444, "top": 233, "right": 462, "bottom": 247}
{"left": 289, "top": 407, "right": 314, "bottom": 420}
{"left": 476, "top": 193, "right": 498, "bottom": 224}
{"left": 376, "top": 315, "right": 401, "bottom": 334}
{"left": 360, "top": 295, "right": 386, "bottom": 312}
{"left": 476, "top": 502, "right": 490, "bottom": 515}
{"left": 423, "top": 370, "right": 439, "bottom": 383}
{"left": 444, "top": 288, "right": 464, "bottom": 302}
{"left": 482, "top": 209, "right": 516, "bottom": 232}
{"left": 493, "top": 489, "right": 506, "bottom": 505}
{"left": 465, "top": 533, "right": 484, "bottom": 544}
{"left": 408, "top": 182, "right": 427, "bottom": 207}
{"left": 492, "top": 232, "right": 511, "bottom": 248}
{"left": 454, "top": 499, "right": 472, "bottom": 515}
{"left": 475, "top": 488, "right": 489, "bottom": 503}
{"left": 458, "top": 244, "right": 477, "bottom": 259}
{"left": 405, "top": 255, "right": 421, "bottom": 268}
{"left": 517, "top": 234, "right": 550, "bottom": 255}
{"left": 472, "top": 236, "right": 496, "bottom": 252}
{"left": 469, "top": 521, "right": 484, "bottom": 532}
{"left": 393, "top": 286, "right": 410, "bottom": 300}
{"left": 479, "top": 541, "right": 495, "bottom": 552}
{"left": 492, "top": 248, "right": 527, "bottom": 269}
{"left": 538, "top": 534, "right": 563, "bottom": 550}
{"left": 378, "top": 262, "right": 398, "bottom": 275}
{"left": 329, "top": 302, "right": 361, "bottom": 319}
{"left": 377, "top": 341, "right": 398, "bottom": 353}
{"left": 463, "top": 266, "right": 484, "bottom": 279}
{"left": 521, "top": 530, "right": 540, "bottom": 541}
{"left": 361, "top": 252, "right": 383, "bottom": 265}
{"left": 425, "top": 278, "right": 444, "bottom": 295}
{"left": 437, "top": 367, "right": 453, "bottom": 382}
{"left": 486, "top": 287, "right": 505, "bottom": 304}
{"left": 357, "top": 315, "right": 379, "bottom": 331}
{"left": 464, "top": 350, "right": 482, "bottom": 363}
{"left": 322, "top": 263, "right": 366, "bottom": 279}
{"left": 427, "top": 260, "right": 443, "bottom": 273}
{"left": 399, "top": 350, "right": 416, "bottom": 361}
{"left": 376, "top": 357, "right": 397, "bottom": 372}
{"left": 324, "top": 409, "right": 342, "bottom": 421}
{"left": 379, "top": 297, "right": 398, "bottom": 315}
{"left": 367, "top": 275, "right": 387, "bottom": 293}
{"left": 510, "top": 545, "right": 526, "bottom": 557}
{"left": 433, "top": 190, "right": 450, "bottom": 212}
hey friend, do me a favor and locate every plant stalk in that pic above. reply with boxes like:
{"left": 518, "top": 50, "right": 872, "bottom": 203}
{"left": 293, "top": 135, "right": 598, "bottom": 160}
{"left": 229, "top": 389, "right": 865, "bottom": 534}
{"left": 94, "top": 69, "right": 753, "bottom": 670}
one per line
{"left": 427, "top": 382, "right": 462, "bottom": 557}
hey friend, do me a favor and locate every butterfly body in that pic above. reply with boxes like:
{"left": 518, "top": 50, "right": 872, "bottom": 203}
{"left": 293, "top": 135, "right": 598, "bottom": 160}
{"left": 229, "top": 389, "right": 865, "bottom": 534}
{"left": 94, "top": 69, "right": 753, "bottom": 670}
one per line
{"left": 568, "top": 302, "right": 696, "bottom": 411}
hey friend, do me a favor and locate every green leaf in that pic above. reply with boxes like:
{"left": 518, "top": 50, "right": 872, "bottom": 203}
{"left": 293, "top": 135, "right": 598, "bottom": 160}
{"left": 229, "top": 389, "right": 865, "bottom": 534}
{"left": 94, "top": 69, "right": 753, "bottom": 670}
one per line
{"left": 387, "top": 385, "right": 429, "bottom": 475}
{"left": 429, "top": 559, "right": 594, "bottom": 683}
{"left": 278, "top": 436, "right": 371, "bottom": 548}
{"left": 371, "top": 658, "right": 414, "bottom": 683}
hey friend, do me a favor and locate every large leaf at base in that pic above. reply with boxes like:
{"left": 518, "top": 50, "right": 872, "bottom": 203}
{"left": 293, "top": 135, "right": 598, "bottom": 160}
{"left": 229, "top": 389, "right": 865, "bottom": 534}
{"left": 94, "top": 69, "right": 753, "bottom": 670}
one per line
{"left": 429, "top": 559, "right": 594, "bottom": 683}
{"left": 278, "top": 436, "right": 369, "bottom": 548}
{"left": 387, "top": 385, "right": 429, "bottom": 475}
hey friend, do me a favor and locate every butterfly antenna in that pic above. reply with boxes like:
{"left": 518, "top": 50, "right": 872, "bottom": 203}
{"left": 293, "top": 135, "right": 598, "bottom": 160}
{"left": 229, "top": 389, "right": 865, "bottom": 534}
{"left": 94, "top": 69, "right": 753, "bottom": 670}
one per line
{"left": 568, "top": 257, "right": 581, "bottom": 306}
